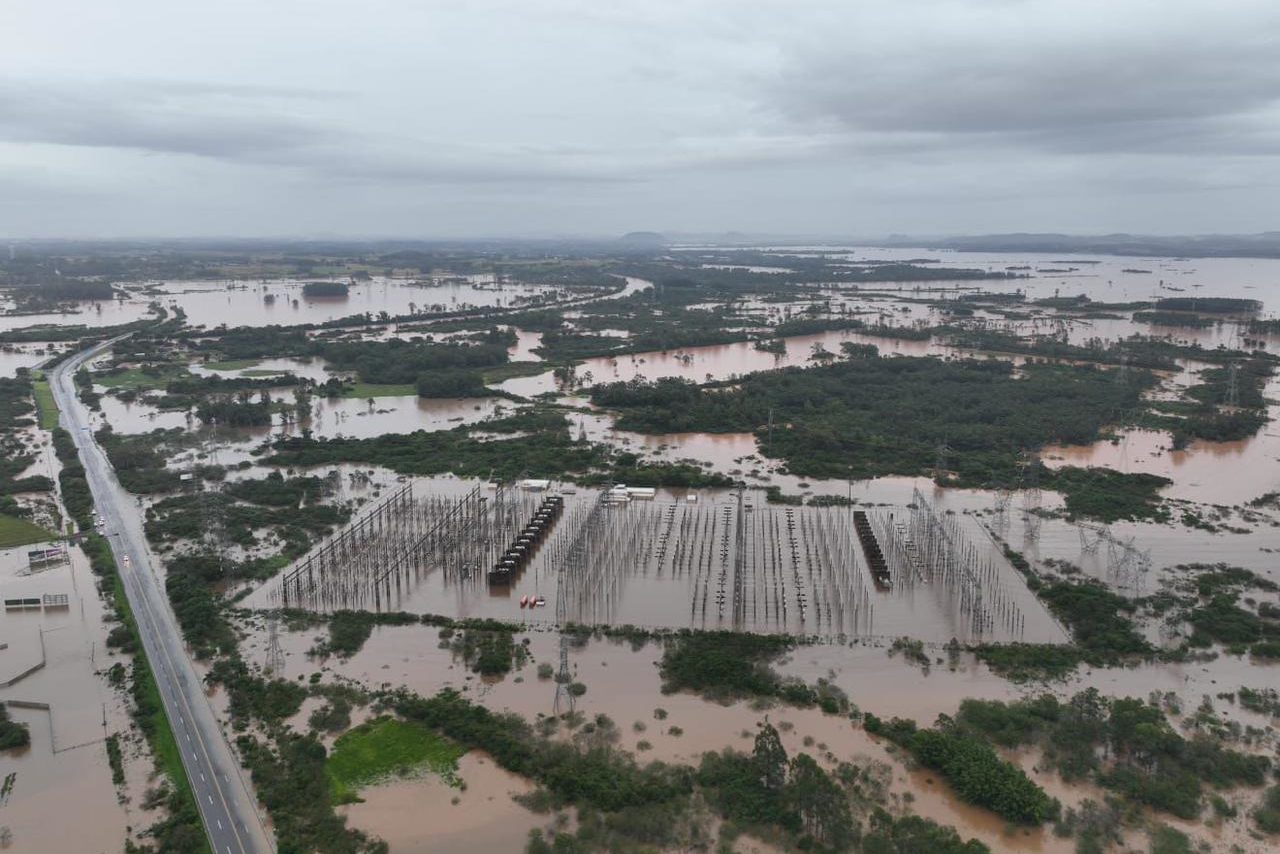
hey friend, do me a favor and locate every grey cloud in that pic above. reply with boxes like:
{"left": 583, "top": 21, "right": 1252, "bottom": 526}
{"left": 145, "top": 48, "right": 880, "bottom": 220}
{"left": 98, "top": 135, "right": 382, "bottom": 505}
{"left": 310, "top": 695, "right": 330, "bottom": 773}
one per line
{"left": 766, "top": 2, "right": 1280, "bottom": 156}
{"left": 0, "top": 79, "right": 336, "bottom": 159}
{"left": 0, "top": 78, "right": 631, "bottom": 186}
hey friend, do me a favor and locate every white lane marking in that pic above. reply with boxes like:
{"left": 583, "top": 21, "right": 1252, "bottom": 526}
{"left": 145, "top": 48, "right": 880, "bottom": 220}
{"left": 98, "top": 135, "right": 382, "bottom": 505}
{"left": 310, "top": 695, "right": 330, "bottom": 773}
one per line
{"left": 207, "top": 794, "right": 214, "bottom": 804}
{"left": 200, "top": 773, "right": 207, "bottom": 782}
{"left": 217, "top": 819, "right": 223, "bottom": 830}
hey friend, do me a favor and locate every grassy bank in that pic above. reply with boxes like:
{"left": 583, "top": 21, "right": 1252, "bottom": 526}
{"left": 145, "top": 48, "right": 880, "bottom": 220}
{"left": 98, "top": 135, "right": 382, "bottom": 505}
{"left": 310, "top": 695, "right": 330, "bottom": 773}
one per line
{"left": 31, "top": 376, "right": 58, "bottom": 429}
{"left": 0, "top": 514, "right": 56, "bottom": 548}
{"left": 338, "top": 382, "right": 417, "bottom": 398}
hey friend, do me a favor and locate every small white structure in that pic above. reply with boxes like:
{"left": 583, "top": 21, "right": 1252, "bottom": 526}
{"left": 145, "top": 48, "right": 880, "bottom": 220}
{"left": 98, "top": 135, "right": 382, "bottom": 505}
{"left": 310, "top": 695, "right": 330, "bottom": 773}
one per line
{"left": 518, "top": 479, "right": 551, "bottom": 492}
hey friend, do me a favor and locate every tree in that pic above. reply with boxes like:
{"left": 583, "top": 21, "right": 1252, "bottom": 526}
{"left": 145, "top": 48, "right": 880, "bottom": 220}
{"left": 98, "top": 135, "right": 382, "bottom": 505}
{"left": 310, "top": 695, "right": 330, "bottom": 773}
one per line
{"left": 753, "top": 722, "right": 787, "bottom": 792}
{"left": 788, "top": 753, "right": 853, "bottom": 849}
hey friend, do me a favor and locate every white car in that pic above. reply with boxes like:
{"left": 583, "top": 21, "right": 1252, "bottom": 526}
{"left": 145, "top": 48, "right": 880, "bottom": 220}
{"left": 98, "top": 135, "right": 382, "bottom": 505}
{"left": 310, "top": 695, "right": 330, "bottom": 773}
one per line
{"left": 123, "top": 555, "right": 131, "bottom": 566}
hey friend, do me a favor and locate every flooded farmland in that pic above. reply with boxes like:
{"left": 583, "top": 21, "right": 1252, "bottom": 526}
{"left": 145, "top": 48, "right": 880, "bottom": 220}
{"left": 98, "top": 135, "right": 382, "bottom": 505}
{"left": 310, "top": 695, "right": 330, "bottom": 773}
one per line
{"left": 8, "top": 243, "right": 1280, "bottom": 854}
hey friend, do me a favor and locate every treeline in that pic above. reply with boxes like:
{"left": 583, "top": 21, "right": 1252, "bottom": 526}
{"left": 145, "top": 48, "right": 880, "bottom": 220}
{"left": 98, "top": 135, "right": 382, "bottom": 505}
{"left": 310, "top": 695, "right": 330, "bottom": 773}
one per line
{"left": 7, "top": 279, "right": 117, "bottom": 306}
{"left": 1, "top": 375, "right": 53, "bottom": 502}
{"left": 302, "top": 281, "right": 350, "bottom": 298}
{"left": 265, "top": 410, "right": 733, "bottom": 488}
{"left": 924, "top": 690, "right": 1270, "bottom": 821}
{"left": 658, "top": 631, "right": 848, "bottom": 713}
{"left": 589, "top": 356, "right": 1150, "bottom": 486}
{"left": 1153, "top": 297, "right": 1261, "bottom": 314}
{"left": 864, "top": 714, "right": 1055, "bottom": 825}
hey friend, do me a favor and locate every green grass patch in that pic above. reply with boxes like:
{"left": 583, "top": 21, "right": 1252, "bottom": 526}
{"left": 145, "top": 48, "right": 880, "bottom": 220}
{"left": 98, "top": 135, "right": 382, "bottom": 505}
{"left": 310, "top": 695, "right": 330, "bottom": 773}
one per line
{"left": 327, "top": 716, "right": 465, "bottom": 803}
{"left": 481, "top": 361, "right": 553, "bottom": 384}
{"left": 95, "top": 365, "right": 191, "bottom": 390}
{"left": 0, "top": 514, "right": 56, "bottom": 548}
{"left": 339, "top": 382, "right": 418, "bottom": 398}
{"left": 202, "top": 359, "right": 262, "bottom": 371}
{"left": 31, "top": 377, "right": 59, "bottom": 430}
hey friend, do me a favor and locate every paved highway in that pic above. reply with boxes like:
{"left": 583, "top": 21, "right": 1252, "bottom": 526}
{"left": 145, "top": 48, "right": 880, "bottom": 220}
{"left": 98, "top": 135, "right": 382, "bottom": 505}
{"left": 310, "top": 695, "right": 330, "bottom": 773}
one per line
{"left": 51, "top": 340, "right": 273, "bottom": 854}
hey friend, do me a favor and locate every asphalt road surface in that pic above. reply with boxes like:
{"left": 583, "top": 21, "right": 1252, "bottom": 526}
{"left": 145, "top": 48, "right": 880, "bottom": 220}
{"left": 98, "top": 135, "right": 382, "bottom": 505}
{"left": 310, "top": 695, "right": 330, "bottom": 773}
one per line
{"left": 52, "top": 339, "right": 273, "bottom": 854}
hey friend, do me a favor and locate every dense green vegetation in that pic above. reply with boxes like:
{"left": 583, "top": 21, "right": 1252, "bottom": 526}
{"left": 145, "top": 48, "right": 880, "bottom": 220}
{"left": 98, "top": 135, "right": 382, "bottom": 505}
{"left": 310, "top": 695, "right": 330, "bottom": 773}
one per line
{"left": 697, "top": 723, "right": 855, "bottom": 850}
{"left": 1132, "top": 310, "right": 1214, "bottom": 328}
{"left": 237, "top": 731, "right": 386, "bottom": 854}
{"left": 591, "top": 355, "right": 1151, "bottom": 487}
{"left": 267, "top": 408, "right": 733, "bottom": 487}
{"left": 973, "top": 642, "right": 1085, "bottom": 682}
{"left": 943, "top": 691, "right": 1270, "bottom": 820}
{"left": 1153, "top": 297, "right": 1260, "bottom": 314}
{"left": 94, "top": 427, "right": 187, "bottom": 493}
{"left": 864, "top": 714, "right": 1055, "bottom": 825}
{"left": 658, "top": 631, "right": 794, "bottom": 698}
{"left": 302, "top": 281, "right": 351, "bottom": 297}
{"left": 0, "top": 374, "right": 55, "bottom": 509}
{"left": 448, "top": 627, "right": 526, "bottom": 675}
{"left": 327, "top": 716, "right": 464, "bottom": 803}
{"left": 1039, "top": 579, "right": 1152, "bottom": 663}
{"left": 394, "top": 687, "right": 932, "bottom": 853}
{"left": 0, "top": 704, "right": 31, "bottom": 750}
{"left": 1042, "top": 466, "right": 1170, "bottom": 522}
{"left": 395, "top": 688, "right": 691, "bottom": 813}
{"left": 309, "top": 610, "right": 419, "bottom": 658}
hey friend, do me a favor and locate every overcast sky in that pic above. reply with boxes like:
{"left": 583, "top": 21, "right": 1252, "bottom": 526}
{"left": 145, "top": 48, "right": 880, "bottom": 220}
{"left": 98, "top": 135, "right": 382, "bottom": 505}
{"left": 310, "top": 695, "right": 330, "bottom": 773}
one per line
{"left": 3, "top": 0, "right": 1278, "bottom": 238}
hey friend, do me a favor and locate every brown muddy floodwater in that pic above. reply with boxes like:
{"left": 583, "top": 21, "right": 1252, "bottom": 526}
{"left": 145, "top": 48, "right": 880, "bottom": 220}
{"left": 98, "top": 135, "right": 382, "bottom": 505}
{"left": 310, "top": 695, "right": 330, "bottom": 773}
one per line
{"left": 495, "top": 328, "right": 951, "bottom": 398}
{"left": 340, "top": 752, "right": 543, "bottom": 854}
{"left": 0, "top": 345, "right": 56, "bottom": 379}
{"left": 162, "top": 276, "right": 557, "bottom": 330}
{"left": 247, "top": 476, "right": 1064, "bottom": 646}
{"left": 253, "top": 622, "right": 1074, "bottom": 853}
{"left": 0, "top": 538, "right": 142, "bottom": 853}
{"left": 0, "top": 298, "right": 154, "bottom": 334}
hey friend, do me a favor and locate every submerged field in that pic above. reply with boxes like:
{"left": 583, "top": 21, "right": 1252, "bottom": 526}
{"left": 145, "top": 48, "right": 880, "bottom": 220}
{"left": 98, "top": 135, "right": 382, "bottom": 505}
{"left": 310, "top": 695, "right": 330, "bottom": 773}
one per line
{"left": 3, "top": 243, "right": 1280, "bottom": 853}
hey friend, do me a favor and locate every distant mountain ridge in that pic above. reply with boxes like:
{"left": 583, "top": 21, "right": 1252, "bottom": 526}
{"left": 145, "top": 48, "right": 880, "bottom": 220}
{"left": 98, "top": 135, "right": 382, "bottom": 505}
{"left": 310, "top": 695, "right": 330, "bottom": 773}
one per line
{"left": 881, "top": 232, "right": 1280, "bottom": 259}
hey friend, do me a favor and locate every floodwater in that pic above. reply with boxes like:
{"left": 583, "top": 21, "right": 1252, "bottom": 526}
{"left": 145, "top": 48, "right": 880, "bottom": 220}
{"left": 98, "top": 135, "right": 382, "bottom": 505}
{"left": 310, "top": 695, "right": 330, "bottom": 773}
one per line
{"left": 685, "top": 246, "right": 1280, "bottom": 314}
{"left": 495, "top": 327, "right": 950, "bottom": 397}
{"left": 253, "top": 622, "right": 1072, "bottom": 852}
{"left": 340, "top": 752, "right": 544, "bottom": 854}
{"left": 188, "top": 356, "right": 335, "bottom": 382}
{"left": 94, "top": 386, "right": 520, "bottom": 441}
{"left": 0, "top": 345, "right": 55, "bottom": 378}
{"left": 249, "top": 477, "right": 1062, "bottom": 646}
{"left": 0, "top": 538, "right": 141, "bottom": 852}
{"left": 0, "top": 296, "right": 154, "bottom": 334}
{"left": 158, "top": 277, "right": 561, "bottom": 330}
{"left": 1041, "top": 373, "right": 1280, "bottom": 505}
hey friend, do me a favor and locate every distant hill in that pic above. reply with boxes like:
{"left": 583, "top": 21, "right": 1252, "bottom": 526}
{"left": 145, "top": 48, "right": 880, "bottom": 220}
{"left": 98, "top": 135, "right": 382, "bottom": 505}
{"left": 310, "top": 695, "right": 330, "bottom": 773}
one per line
{"left": 618, "top": 231, "right": 667, "bottom": 247}
{"left": 881, "top": 232, "right": 1280, "bottom": 259}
